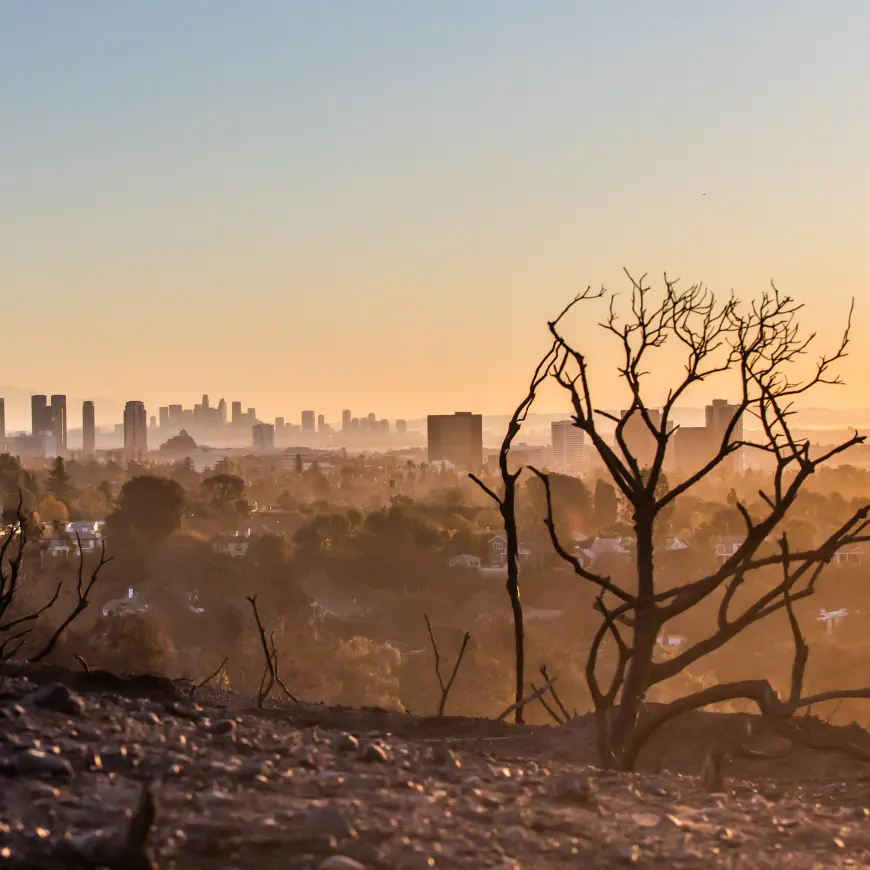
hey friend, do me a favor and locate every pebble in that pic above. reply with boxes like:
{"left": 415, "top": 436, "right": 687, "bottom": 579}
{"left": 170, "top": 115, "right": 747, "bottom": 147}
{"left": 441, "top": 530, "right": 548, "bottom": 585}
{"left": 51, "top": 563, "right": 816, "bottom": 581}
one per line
{"left": 361, "top": 743, "right": 389, "bottom": 764}
{"left": 31, "top": 684, "right": 84, "bottom": 717}
{"left": 302, "top": 804, "right": 357, "bottom": 840}
{"left": 335, "top": 733, "right": 360, "bottom": 753}
{"left": 318, "top": 857, "right": 366, "bottom": 870}
{"left": 13, "top": 749, "right": 73, "bottom": 778}
{"left": 557, "top": 772, "right": 596, "bottom": 804}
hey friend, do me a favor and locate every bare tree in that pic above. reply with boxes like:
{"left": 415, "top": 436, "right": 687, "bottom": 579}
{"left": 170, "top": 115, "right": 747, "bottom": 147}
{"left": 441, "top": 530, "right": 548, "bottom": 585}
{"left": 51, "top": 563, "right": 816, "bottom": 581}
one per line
{"left": 0, "top": 508, "right": 110, "bottom": 662}
{"left": 470, "top": 344, "right": 558, "bottom": 723}
{"left": 247, "top": 595, "right": 298, "bottom": 707}
{"left": 518, "top": 271, "right": 870, "bottom": 769}
{"left": 424, "top": 614, "right": 471, "bottom": 717}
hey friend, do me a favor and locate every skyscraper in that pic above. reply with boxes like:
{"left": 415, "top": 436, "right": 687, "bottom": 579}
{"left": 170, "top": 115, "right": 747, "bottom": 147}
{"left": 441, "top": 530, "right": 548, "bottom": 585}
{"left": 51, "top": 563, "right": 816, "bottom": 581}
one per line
{"left": 232, "top": 401, "right": 242, "bottom": 427}
{"left": 252, "top": 422, "right": 275, "bottom": 450}
{"left": 50, "top": 394, "right": 67, "bottom": 453}
{"left": 342, "top": 410, "right": 352, "bottom": 431}
{"left": 202, "top": 394, "right": 210, "bottom": 409}
{"left": 82, "top": 401, "right": 96, "bottom": 454}
{"left": 159, "top": 406, "right": 170, "bottom": 429}
{"left": 301, "top": 410, "right": 315, "bottom": 434}
{"left": 0, "top": 398, "right": 5, "bottom": 442}
{"left": 317, "top": 414, "right": 326, "bottom": 433}
{"left": 31, "top": 395, "right": 50, "bottom": 436}
{"left": 427, "top": 412, "right": 483, "bottom": 470}
{"left": 395, "top": 419, "right": 408, "bottom": 434}
{"left": 123, "top": 401, "right": 148, "bottom": 458}
{"left": 217, "top": 398, "right": 228, "bottom": 426}
{"left": 551, "top": 420, "right": 585, "bottom": 472}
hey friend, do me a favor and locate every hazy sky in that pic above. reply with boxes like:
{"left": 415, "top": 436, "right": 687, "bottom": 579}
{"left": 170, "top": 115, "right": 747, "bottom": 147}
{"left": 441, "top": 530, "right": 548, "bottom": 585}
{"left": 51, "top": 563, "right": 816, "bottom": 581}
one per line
{"left": 3, "top": 2, "right": 870, "bottom": 425}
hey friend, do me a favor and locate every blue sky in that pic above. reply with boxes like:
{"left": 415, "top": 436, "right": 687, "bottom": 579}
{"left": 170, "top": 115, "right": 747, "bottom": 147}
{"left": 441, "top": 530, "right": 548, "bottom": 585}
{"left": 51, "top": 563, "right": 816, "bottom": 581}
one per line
{"left": 3, "top": 2, "right": 869, "bottom": 423}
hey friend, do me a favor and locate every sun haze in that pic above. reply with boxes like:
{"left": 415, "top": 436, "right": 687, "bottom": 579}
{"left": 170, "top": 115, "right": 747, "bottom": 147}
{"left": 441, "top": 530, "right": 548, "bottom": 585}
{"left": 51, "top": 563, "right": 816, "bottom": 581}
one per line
{"left": 3, "top": 1, "right": 869, "bottom": 419}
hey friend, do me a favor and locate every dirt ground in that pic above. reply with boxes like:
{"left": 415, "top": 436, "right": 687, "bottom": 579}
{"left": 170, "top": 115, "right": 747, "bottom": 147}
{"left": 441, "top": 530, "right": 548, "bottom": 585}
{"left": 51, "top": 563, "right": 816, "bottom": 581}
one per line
{"left": 2, "top": 663, "right": 870, "bottom": 869}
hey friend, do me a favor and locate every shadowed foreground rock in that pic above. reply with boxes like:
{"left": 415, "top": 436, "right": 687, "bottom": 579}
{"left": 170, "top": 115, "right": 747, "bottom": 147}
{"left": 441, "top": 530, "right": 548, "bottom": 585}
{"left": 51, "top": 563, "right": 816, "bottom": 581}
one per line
{"left": 2, "top": 664, "right": 870, "bottom": 868}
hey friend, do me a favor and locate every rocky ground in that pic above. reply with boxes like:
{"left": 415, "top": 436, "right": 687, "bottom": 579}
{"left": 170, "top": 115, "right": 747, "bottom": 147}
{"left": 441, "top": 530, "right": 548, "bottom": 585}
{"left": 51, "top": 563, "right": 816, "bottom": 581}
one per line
{"left": 2, "top": 664, "right": 870, "bottom": 869}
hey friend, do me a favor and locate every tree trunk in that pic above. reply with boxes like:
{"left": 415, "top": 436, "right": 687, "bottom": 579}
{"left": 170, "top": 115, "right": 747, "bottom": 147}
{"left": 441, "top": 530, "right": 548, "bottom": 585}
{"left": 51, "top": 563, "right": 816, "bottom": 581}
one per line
{"left": 610, "top": 513, "right": 658, "bottom": 762}
{"left": 502, "top": 491, "right": 525, "bottom": 724}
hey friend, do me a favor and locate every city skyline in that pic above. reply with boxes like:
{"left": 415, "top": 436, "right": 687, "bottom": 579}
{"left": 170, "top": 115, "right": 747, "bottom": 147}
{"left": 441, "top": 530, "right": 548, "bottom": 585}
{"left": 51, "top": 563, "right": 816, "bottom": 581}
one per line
{"left": 4, "top": 3, "right": 870, "bottom": 415}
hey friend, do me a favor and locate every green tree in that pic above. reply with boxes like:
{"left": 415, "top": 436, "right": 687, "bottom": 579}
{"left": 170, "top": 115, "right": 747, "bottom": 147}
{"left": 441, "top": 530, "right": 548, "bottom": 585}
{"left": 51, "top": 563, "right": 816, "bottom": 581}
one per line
{"left": 47, "top": 457, "right": 73, "bottom": 502}
{"left": 593, "top": 479, "right": 618, "bottom": 530}
{"left": 105, "top": 475, "right": 187, "bottom": 546}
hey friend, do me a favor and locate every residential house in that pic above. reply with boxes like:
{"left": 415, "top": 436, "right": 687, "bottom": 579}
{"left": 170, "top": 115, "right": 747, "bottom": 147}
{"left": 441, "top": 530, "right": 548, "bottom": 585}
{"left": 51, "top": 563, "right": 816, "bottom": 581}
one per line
{"left": 488, "top": 535, "right": 531, "bottom": 568}
{"left": 448, "top": 554, "right": 482, "bottom": 569}
{"left": 715, "top": 535, "right": 745, "bottom": 562}
{"left": 832, "top": 544, "right": 870, "bottom": 567}
{"left": 575, "top": 536, "right": 630, "bottom": 566}
{"left": 44, "top": 531, "right": 101, "bottom": 558}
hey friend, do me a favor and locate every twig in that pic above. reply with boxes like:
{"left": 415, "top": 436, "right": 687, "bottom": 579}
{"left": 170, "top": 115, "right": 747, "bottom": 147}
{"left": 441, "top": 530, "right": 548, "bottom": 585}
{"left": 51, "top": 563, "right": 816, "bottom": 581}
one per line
{"left": 269, "top": 631, "right": 299, "bottom": 703}
{"left": 540, "top": 664, "right": 572, "bottom": 722}
{"left": 496, "top": 678, "right": 556, "bottom": 723}
{"left": 424, "top": 614, "right": 471, "bottom": 716}
{"left": 74, "top": 654, "right": 89, "bottom": 674}
{"left": 531, "top": 681, "right": 566, "bottom": 724}
{"left": 189, "top": 656, "right": 228, "bottom": 697}
{"left": 247, "top": 595, "right": 275, "bottom": 708}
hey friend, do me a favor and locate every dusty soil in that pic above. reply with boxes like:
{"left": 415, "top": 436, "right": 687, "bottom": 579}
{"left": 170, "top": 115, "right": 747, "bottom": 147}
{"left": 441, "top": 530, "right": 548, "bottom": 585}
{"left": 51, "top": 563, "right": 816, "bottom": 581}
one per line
{"left": 2, "top": 664, "right": 870, "bottom": 869}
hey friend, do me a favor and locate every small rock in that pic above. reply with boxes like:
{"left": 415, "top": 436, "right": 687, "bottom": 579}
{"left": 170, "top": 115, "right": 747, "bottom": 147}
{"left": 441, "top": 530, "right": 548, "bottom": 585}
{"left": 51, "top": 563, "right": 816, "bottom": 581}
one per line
{"left": 557, "top": 772, "right": 596, "bottom": 804}
{"left": 335, "top": 733, "right": 359, "bottom": 753}
{"left": 319, "top": 858, "right": 366, "bottom": 870}
{"left": 133, "top": 710, "right": 161, "bottom": 725}
{"left": 0, "top": 703, "right": 25, "bottom": 720}
{"left": 614, "top": 843, "right": 641, "bottom": 864}
{"left": 206, "top": 719, "right": 236, "bottom": 736}
{"left": 302, "top": 804, "right": 357, "bottom": 840}
{"left": 14, "top": 749, "right": 73, "bottom": 778}
{"left": 360, "top": 743, "right": 388, "bottom": 764}
{"left": 31, "top": 684, "right": 84, "bottom": 717}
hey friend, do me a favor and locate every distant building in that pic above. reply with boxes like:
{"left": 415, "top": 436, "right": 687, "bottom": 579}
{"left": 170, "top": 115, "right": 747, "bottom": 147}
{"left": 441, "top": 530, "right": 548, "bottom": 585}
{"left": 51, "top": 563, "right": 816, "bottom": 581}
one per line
{"left": 275, "top": 417, "right": 285, "bottom": 432}
{"left": 31, "top": 395, "right": 51, "bottom": 437}
{"left": 507, "top": 443, "right": 546, "bottom": 472}
{"left": 50, "top": 395, "right": 67, "bottom": 453}
{"left": 168, "top": 405, "right": 183, "bottom": 427}
{"left": 378, "top": 419, "right": 390, "bottom": 434}
{"left": 252, "top": 422, "right": 275, "bottom": 450}
{"left": 149, "top": 415, "right": 157, "bottom": 430}
{"left": 620, "top": 408, "right": 665, "bottom": 469}
{"left": 427, "top": 412, "right": 483, "bottom": 470}
{"left": 395, "top": 419, "right": 408, "bottom": 434}
{"left": 551, "top": 420, "right": 584, "bottom": 472}
{"left": 123, "top": 401, "right": 148, "bottom": 458}
{"left": 674, "top": 399, "right": 743, "bottom": 474}
{"left": 0, "top": 397, "right": 5, "bottom": 442}
{"left": 82, "top": 401, "right": 96, "bottom": 454}
{"left": 317, "top": 414, "right": 326, "bottom": 433}
{"left": 158, "top": 406, "right": 170, "bottom": 429}
{"left": 231, "top": 401, "right": 243, "bottom": 427}
{"left": 217, "top": 398, "right": 228, "bottom": 425}
{"left": 301, "top": 410, "right": 316, "bottom": 433}
{"left": 342, "top": 410, "right": 352, "bottom": 431}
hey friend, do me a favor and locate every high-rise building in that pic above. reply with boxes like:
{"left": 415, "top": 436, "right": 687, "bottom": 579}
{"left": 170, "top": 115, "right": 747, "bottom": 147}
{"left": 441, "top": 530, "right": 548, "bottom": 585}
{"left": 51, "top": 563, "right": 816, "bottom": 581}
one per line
{"left": 123, "top": 401, "right": 148, "bottom": 458}
{"left": 705, "top": 399, "right": 744, "bottom": 471}
{"left": 551, "top": 420, "right": 585, "bottom": 472}
{"left": 47, "top": 395, "right": 67, "bottom": 454}
{"left": 31, "top": 395, "right": 50, "bottom": 436}
{"left": 301, "top": 410, "right": 315, "bottom": 433}
{"left": 673, "top": 399, "right": 743, "bottom": 473}
{"left": 82, "top": 401, "right": 96, "bottom": 454}
{"left": 317, "top": 414, "right": 326, "bottom": 433}
{"left": 275, "top": 417, "right": 285, "bottom": 432}
{"left": 0, "top": 398, "right": 5, "bottom": 442}
{"left": 159, "top": 407, "right": 170, "bottom": 429}
{"left": 378, "top": 419, "right": 390, "bottom": 434}
{"left": 149, "top": 415, "right": 157, "bottom": 429}
{"left": 427, "top": 412, "right": 483, "bottom": 470}
{"left": 202, "top": 394, "right": 210, "bottom": 410}
{"left": 252, "top": 422, "right": 275, "bottom": 450}
{"left": 217, "top": 398, "right": 227, "bottom": 425}
{"left": 619, "top": 408, "right": 664, "bottom": 469}
{"left": 231, "top": 401, "right": 242, "bottom": 426}
{"left": 342, "top": 410, "right": 352, "bottom": 431}
{"left": 395, "top": 419, "right": 408, "bottom": 434}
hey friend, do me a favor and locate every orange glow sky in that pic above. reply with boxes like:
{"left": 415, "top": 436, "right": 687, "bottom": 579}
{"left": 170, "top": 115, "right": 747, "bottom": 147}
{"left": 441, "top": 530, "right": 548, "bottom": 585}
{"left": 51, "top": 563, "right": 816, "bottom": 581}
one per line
{"left": 3, "top": 2, "right": 869, "bottom": 424}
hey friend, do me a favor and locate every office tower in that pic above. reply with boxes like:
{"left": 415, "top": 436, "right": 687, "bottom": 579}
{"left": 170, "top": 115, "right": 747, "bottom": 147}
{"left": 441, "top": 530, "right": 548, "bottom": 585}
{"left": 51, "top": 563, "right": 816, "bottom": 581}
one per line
{"left": 159, "top": 406, "right": 170, "bottom": 429}
{"left": 49, "top": 394, "right": 67, "bottom": 453}
{"left": 217, "top": 398, "right": 227, "bottom": 425}
{"left": 168, "top": 404, "right": 183, "bottom": 428}
{"left": 342, "top": 410, "right": 352, "bottom": 431}
{"left": 427, "top": 412, "right": 483, "bottom": 470}
{"left": 252, "top": 422, "right": 275, "bottom": 450}
{"left": 619, "top": 408, "right": 663, "bottom": 469}
{"left": 367, "top": 412, "right": 376, "bottom": 423}
{"left": 0, "top": 398, "right": 5, "bottom": 441}
{"left": 301, "top": 410, "right": 315, "bottom": 433}
{"left": 247, "top": 408, "right": 256, "bottom": 425}
{"left": 231, "top": 401, "right": 242, "bottom": 426}
{"left": 317, "top": 414, "right": 325, "bottom": 433}
{"left": 275, "top": 417, "right": 285, "bottom": 432}
{"left": 395, "top": 419, "right": 408, "bottom": 434}
{"left": 705, "top": 398, "right": 744, "bottom": 470}
{"left": 378, "top": 419, "right": 390, "bottom": 434}
{"left": 32, "top": 395, "right": 49, "bottom": 435}
{"left": 149, "top": 415, "right": 157, "bottom": 429}
{"left": 202, "top": 394, "right": 210, "bottom": 409}
{"left": 123, "top": 401, "right": 148, "bottom": 458}
{"left": 82, "top": 401, "right": 96, "bottom": 454}
{"left": 551, "top": 420, "right": 585, "bottom": 472}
